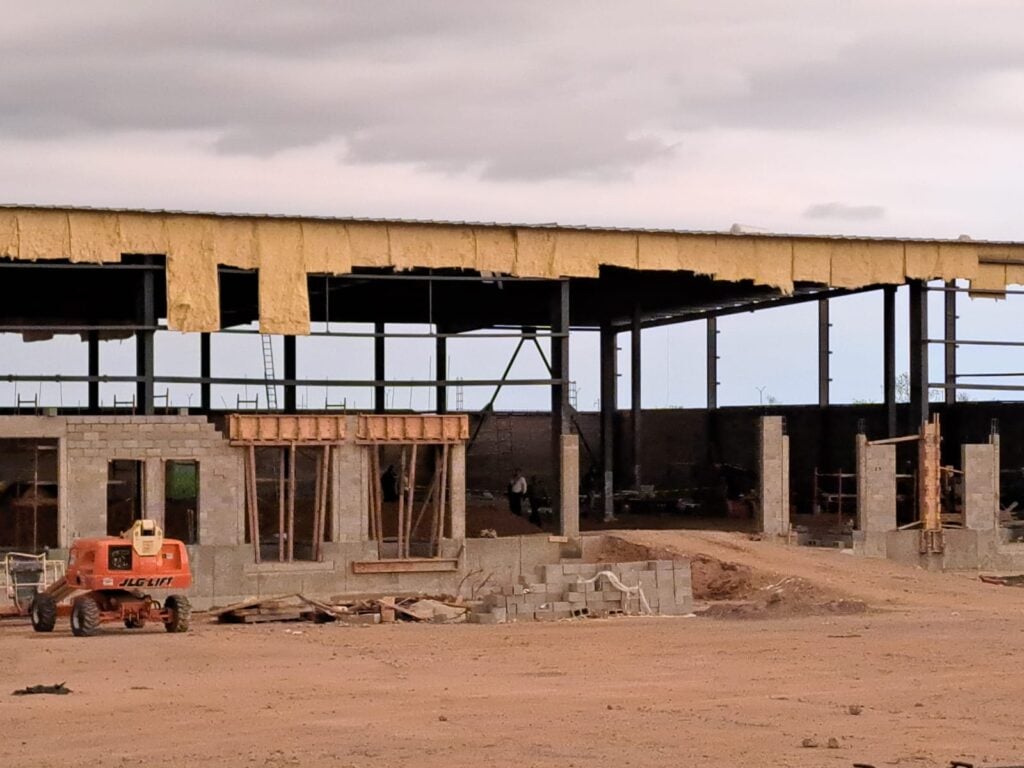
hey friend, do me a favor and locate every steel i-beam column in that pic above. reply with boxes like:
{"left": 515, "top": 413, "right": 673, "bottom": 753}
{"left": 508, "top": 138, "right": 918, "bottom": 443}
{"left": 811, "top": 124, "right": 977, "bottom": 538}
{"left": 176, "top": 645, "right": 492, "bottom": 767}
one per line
{"left": 883, "top": 286, "right": 897, "bottom": 437}
{"left": 374, "top": 321, "right": 386, "bottom": 414}
{"left": 550, "top": 281, "right": 572, "bottom": 533}
{"left": 599, "top": 320, "right": 617, "bottom": 523}
{"left": 908, "top": 280, "right": 929, "bottom": 429}
{"left": 135, "top": 259, "right": 155, "bottom": 415}
{"left": 200, "top": 333, "right": 211, "bottom": 412}
{"left": 283, "top": 335, "right": 297, "bottom": 412}
{"left": 435, "top": 333, "right": 448, "bottom": 414}
{"left": 944, "top": 281, "right": 957, "bottom": 406}
{"left": 818, "top": 299, "right": 831, "bottom": 408}
{"left": 706, "top": 317, "right": 718, "bottom": 409}
{"left": 87, "top": 331, "right": 100, "bottom": 412}
{"left": 631, "top": 306, "right": 642, "bottom": 490}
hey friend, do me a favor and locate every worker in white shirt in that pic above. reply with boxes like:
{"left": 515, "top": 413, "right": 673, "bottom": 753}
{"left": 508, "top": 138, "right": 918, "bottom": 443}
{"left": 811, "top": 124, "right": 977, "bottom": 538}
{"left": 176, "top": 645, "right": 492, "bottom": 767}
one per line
{"left": 507, "top": 469, "right": 528, "bottom": 516}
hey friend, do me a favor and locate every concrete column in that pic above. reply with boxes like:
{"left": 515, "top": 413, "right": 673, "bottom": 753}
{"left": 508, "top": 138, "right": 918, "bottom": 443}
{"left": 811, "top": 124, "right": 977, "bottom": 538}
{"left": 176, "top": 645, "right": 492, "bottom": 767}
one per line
{"left": 758, "top": 416, "right": 790, "bottom": 536}
{"left": 962, "top": 443, "right": 998, "bottom": 531}
{"left": 144, "top": 458, "right": 164, "bottom": 525}
{"left": 560, "top": 434, "right": 580, "bottom": 540}
{"left": 334, "top": 442, "right": 365, "bottom": 542}
{"left": 449, "top": 443, "right": 467, "bottom": 539}
{"left": 855, "top": 434, "right": 896, "bottom": 557}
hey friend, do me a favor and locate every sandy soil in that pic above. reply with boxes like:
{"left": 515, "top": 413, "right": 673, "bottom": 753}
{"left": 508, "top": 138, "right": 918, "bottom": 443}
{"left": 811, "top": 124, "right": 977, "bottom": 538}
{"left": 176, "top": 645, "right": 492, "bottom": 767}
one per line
{"left": 3, "top": 531, "right": 1024, "bottom": 768}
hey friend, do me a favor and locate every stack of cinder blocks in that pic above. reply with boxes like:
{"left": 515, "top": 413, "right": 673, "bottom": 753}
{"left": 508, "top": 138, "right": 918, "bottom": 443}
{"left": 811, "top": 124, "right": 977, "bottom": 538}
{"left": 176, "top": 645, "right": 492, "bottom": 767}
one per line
{"left": 469, "top": 559, "right": 693, "bottom": 623}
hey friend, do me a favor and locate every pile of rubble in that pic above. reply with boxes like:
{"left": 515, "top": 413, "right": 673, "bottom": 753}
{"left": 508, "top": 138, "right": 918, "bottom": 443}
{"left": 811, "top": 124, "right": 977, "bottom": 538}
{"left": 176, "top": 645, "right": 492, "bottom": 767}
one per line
{"left": 469, "top": 559, "right": 694, "bottom": 623}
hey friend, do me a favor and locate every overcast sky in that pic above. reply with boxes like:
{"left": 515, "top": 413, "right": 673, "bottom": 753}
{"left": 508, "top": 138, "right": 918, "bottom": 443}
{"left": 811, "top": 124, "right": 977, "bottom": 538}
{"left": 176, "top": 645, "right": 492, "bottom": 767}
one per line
{"left": 2, "top": 2, "right": 1023, "bottom": 411}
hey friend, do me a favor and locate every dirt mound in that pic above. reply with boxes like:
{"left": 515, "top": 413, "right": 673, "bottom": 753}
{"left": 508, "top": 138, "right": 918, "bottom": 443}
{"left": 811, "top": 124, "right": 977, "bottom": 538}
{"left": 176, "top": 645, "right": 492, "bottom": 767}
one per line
{"left": 589, "top": 533, "right": 866, "bottom": 617}
{"left": 700, "top": 575, "right": 868, "bottom": 619}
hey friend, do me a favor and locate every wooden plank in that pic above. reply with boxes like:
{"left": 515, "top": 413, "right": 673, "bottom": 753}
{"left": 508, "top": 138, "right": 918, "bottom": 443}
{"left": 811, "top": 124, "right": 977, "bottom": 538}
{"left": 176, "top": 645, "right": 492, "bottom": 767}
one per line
{"left": 312, "top": 447, "right": 323, "bottom": 562}
{"left": 287, "top": 444, "right": 296, "bottom": 562}
{"left": 247, "top": 444, "right": 261, "bottom": 564}
{"left": 210, "top": 593, "right": 300, "bottom": 617}
{"left": 405, "top": 443, "right": 418, "bottom": 558}
{"left": 278, "top": 448, "right": 286, "bottom": 563}
{"left": 435, "top": 443, "right": 449, "bottom": 554}
{"left": 373, "top": 445, "right": 384, "bottom": 559}
{"left": 351, "top": 558, "right": 459, "bottom": 574}
{"left": 410, "top": 461, "right": 439, "bottom": 538}
{"left": 397, "top": 447, "right": 407, "bottom": 559}
{"left": 367, "top": 445, "right": 378, "bottom": 542}
{"left": 315, "top": 445, "right": 330, "bottom": 561}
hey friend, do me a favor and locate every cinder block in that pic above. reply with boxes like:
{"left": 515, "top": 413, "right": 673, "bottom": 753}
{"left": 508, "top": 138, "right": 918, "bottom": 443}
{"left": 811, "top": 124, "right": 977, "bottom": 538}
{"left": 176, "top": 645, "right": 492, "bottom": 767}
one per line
{"left": 468, "top": 612, "right": 499, "bottom": 625}
{"left": 567, "top": 592, "right": 586, "bottom": 603}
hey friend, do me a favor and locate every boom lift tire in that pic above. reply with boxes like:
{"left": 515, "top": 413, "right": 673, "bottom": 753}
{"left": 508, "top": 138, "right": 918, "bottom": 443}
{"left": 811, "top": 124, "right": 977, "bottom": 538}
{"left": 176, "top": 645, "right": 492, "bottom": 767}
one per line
{"left": 164, "top": 595, "right": 191, "bottom": 633}
{"left": 70, "top": 595, "right": 101, "bottom": 637}
{"left": 29, "top": 594, "right": 57, "bottom": 632}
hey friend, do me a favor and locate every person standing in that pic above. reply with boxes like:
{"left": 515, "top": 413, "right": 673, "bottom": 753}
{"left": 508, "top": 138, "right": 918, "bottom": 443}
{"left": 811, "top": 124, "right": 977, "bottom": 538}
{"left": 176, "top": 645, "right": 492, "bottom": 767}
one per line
{"left": 507, "top": 468, "right": 527, "bottom": 516}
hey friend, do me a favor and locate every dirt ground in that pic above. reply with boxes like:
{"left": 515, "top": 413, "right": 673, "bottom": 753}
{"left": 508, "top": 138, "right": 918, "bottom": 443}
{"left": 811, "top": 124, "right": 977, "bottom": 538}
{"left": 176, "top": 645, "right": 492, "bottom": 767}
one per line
{"left": 4, "top": 531, "right": 1024, "bottom": 768}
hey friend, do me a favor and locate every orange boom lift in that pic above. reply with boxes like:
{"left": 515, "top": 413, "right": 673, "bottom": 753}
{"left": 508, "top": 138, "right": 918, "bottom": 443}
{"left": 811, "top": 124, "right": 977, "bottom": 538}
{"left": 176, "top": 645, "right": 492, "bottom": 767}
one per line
{"left": 29, "top": 520, "right": 192, "bottom": 637}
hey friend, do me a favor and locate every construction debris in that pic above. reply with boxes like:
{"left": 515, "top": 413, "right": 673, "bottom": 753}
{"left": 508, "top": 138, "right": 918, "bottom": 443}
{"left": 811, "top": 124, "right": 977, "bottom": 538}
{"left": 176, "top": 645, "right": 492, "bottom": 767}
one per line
{"left": 13, "top": 682, "right": 71, "bottom": 696}
{"left": 979, "top": 574, "right": 1024, "bottom": 587}
{"left": 468, "top": 559, "right": 694, "bottom": 623}
{"left": 212, "top": 593, "right": 468, "bottom": 625}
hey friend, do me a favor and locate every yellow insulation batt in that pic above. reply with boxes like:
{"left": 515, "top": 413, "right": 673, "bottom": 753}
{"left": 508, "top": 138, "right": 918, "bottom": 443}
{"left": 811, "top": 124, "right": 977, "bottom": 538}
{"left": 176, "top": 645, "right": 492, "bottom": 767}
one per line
{"left": 2, "top": 206, "right": 1022, "bottom": 335}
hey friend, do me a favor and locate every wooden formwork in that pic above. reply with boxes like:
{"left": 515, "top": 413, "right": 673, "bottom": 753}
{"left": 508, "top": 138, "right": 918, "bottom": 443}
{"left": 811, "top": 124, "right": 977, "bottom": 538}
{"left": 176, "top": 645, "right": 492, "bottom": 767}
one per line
{"left": 355, "top": 414, "right": 468, "bottom": 444}
{"left": 228, "top": 414, "right": 347, "bottom": 445}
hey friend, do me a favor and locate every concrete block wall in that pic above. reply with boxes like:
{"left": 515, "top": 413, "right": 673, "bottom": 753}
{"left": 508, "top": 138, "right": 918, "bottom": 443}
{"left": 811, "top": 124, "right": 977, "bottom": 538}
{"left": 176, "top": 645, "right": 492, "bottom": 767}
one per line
{"left": 963, "top": 442, "right": 998, "bottom": 532}
{"left": 854, "top": 434, "right": 896, "bottom": 558}
{"left": 758, "top": 416, "right": 790, "bottom": 536}
{"left": 63, "top": 416, "right": 244, "bottom": 544}
{"left": 472, "top": 558, "right": 694, "bottom": 623}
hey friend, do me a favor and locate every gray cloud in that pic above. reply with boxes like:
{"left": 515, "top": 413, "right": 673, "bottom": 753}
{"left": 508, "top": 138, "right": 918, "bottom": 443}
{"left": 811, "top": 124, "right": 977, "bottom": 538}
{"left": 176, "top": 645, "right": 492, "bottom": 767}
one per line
{"left": 803, "top": 202, "right": 886, "bottom": 221}
{"left": 2, "top": 2, "right": 1024, "bottom": 180}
